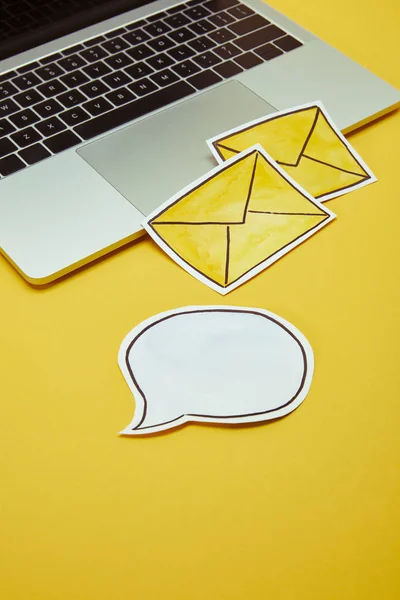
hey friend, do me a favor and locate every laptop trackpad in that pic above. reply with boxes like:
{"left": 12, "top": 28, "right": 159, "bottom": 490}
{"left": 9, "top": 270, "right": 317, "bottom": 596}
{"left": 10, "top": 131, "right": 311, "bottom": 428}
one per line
{"left": 77, "top": 81, "right": 275, "bottom": 217}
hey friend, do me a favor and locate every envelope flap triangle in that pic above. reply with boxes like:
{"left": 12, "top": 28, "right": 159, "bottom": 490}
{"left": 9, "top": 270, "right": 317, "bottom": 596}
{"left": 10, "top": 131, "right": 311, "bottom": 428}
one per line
{"left": 215, "top": 144, "right": 239, "bottom": 161}
{"left": 216, "top": 107, "right": 319, "bottom": 166}
{"left": 151, "top": 223, "right": 228, "bottom": 285}
{"left": 247, "top": 152, "right": 328, "bottom": 216}
{"left": 152, "top": 153, "right": 257, "bottom": 225}
{"left": 284, "top": 156, "right": 367, "bottom": 199}
{"left": 227, "top": 212, "right": 328, "bottom": 285}
{"left": 302, "top": 111, "right": 369, "bottom": 177}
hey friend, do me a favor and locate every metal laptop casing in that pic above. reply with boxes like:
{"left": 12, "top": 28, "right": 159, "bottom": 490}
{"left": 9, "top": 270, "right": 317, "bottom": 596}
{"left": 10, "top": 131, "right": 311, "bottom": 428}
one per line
{"left": 0, "top": 0, "right": 399, "bottom": 283}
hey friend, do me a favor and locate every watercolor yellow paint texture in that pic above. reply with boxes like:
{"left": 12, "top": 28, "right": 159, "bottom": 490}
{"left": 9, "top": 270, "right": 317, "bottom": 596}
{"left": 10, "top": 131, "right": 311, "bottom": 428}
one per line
{"left": 146, "top": 149, "right": 333, "bottom": 293}
{"left": 210, "top": 105, "right": 373, "bottom": 201}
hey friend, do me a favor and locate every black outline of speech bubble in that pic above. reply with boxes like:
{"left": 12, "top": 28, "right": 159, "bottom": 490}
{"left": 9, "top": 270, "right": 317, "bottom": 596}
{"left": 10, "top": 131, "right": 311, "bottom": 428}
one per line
{"left": 122, "top": 307, "right": 309, "bottom": 433}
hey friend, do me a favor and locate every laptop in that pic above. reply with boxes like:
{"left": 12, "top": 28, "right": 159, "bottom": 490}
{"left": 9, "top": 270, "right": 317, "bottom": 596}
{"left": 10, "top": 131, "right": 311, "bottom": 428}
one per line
{"left": 1, "top": 0, "right": 399, "bottom": 284}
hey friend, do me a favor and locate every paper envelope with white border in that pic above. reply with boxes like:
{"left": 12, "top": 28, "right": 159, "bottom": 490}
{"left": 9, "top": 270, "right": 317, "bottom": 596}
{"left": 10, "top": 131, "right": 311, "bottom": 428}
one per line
{"left": 144, "top": 145, "right": 335, "bottom": 295}
{"left": 207, "top": 102, "right": 376, "bottom": 202}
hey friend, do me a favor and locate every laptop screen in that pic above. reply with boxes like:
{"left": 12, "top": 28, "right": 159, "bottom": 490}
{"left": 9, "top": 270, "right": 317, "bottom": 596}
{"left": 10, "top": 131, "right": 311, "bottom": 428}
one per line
{"left": 1, "top": 0, "right": 157, "bottom": 60}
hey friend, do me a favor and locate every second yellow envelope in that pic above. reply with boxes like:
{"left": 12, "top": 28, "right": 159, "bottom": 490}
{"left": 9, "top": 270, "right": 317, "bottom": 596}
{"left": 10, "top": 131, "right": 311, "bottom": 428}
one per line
{"left": 207, "top": 102, "right": 376, "bottom": 202}
{"left": 144, "top": 146, "right": 335, "bottom": 294}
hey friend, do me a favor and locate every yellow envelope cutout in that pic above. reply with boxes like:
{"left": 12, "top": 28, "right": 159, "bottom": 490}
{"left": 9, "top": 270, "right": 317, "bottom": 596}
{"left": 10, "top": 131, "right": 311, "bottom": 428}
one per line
{"left": 208, "top": 103, "right": 375, "bottom": 201}
{"left": 145, "top": 147, "right": 335, "bottom": 294}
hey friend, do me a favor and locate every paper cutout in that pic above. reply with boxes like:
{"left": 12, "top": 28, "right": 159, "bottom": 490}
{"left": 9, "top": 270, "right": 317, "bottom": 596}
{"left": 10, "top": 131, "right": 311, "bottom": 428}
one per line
{"left": 119, "top": 306, "right": 314, "bottom": 435}
{"left": 144, "top": 145, "right": 335, "bottom": 294}
{"left": 207, "top": 101, "right": 376, "bottom": 202}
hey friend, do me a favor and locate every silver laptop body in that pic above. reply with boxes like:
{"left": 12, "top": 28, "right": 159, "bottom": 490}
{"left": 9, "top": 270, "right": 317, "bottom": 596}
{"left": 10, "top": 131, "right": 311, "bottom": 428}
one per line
{"left": 0, "top": 0, "right": 398, "bottom": 284}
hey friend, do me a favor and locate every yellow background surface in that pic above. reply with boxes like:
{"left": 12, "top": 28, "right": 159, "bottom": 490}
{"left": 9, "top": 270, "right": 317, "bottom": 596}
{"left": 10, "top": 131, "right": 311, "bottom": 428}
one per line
{"left": 1, "top": 1, "right": 399, "bottom": 597}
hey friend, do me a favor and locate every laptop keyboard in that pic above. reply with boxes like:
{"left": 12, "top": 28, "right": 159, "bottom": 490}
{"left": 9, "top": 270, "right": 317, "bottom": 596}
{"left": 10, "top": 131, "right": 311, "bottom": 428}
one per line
{"left": 0, "top": 0, "right": 302, "bottom": 178}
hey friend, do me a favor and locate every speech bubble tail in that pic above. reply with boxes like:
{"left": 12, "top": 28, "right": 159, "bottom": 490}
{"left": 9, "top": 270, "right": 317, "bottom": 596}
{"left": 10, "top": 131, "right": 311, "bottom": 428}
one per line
{"left": 119, "top": 424, "right": 142, "bottom": 436}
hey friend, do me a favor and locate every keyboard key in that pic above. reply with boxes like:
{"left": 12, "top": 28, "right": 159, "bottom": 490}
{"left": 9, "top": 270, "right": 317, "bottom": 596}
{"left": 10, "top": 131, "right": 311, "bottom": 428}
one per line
{"left": 38, "top": 80, "right": 68, "bottom": 98}
{"left": 209, "top": 27, "right": 236, "bottom": 44}
{"left": 188, "top": 36, "right": 216, "bottom": 53}
{"left": 184, "top": 6, "right": 211, "bottom": 19}
{"left": 126, "top": 44, "right": 155, "bottom": 61}
{"left": 58, "top": 90, "right": 87, "bottom": 108}
{"left": 17, "top": 61, "right": 43, "bottom": 73}
{"left": 35, "top": 64, "right": 65, "bottom": 81}
{"left": 147, "top": 53, "right": 175, "bottom": 70}
{"left": 0, "top": 154, "right": 25, "bottom": 176}
{"left": 164, "top": 14, "right": 191, "bottom": 28}
{"left": 168, "top": 27, "right": 196, "bottom": 44}
{"left": 106, "top": 88, "right": 135, "bottom": 106}
{"left": 229, "top": 14, "right": 270, "bottom": 35}
{"left": 63, "top": 44, "right": 85, "bottom": 55}
{"left": 13, "top": 73, "right": 42, "bottom": 91}
{"left": 10, "top": 108, "right": 39, "bottom": 128}
{"left": 125, "top": 19, "right": 147, "bottom": 31}
{"left": 11, "top": 126, "right": 42, "bottom": 148}
{"left": 234, "top": 51, "right": 263, "bottom": 69}
{"left": 236, "top": 25, "right": 285, "bottom": 51}
{"left": 255, "top": 43, "right": 284, "bottom": 60}
{"left": 0, "top": 119, "right": 15, "bottom": 137}
{"left": 61, "top": 71, "right": 90, "bottom": 88}
{"left": 203, "top": 0, "right": 239, "bottom": 12}
{"left": 19, "top": 143, "right": 51, "bottom": 165}
{"left": 151, "top": 69, "right": 179, "bottom": 87}
{"left": 103, "top": 71, "right": 131, "bottom": 89}
{"left": 128, "top": 78, "right": 158, "bottom": 97}
{"left": 166, "top": 4, "right": 186, "bottom": 14}
{"left": 186, "top": 0, "right": 205, "bottom": 6}
{"left": 188, "top": 69, "right": 222, "bottom": 89}
{"left": 0, "top": 71, "right": 18, "bottom": 83}
{"left": 275, "top": 35, "right": 302, "bottom": 52}
{"left": 58, "top": 55, "right": 86, "bottom": 72}
{"left": 14, "top": 89, "right": 44, "bottom": 108}
{"left": 188, "top": 19, "right": 216, "bottom": 35}
{"left": 214, "top": 42, "right": 241, "bottom": 60}
{"left": 102, "top": 37, "right": 129, "bottom": 54}
{"left": 104, "top": 27, "right": 127, "bottom": 39}
{"left": 43, "top": 130, "right": 82, "bottom": 154}
{"left": 83, "top": 61, "right": 112, "bottom": 79}
{"left": 172, "top": 59, "right": 201, "bottom": 77}
{"left": 0, "top": 137, "right": 17, "bottom": 158}
{"left": 0, "top": 81, "right": 19, "bottom": 98}
{"left": 168, "top": 44, "right": 195, "bottom": 61}
{"left": 148, "top": 35, "right": 176, "bottom": 52}
{"left": 214, "top": 60, "right": 243, "bottom": 78}
{"left": 105, "top": 52, "right": 133, "bottom": 69}
{"left": 84, "top": 35, "right": 106, "bottom": 47}
{"left": 193, "top": 51, "right": 222, "bottom": 69}
{"left": 83, "top": 97, "right": 113, "bottom": 117}
{"left": 80, "top": 81, "right": 110, "bottom": 99}
{"left": 75, "top": 81, "right": 195, "bottom": 140}
{"left": 147, "top": 11, "right": 168, "bottom": 22}
{"left": 208, "top": 11, "right": 235, "bottom": 27}
{"left": 144, "top": 21, "right": 171, "bottom": 37}
{"left": 123, "top": 30, "right": 151, "bottom": 46}
{"left": 228, "top": 5, "right": 254, "bottom": 19}
{"left": 59, "top": 107, "right": 90, "bottom": 126}
{"left": 0, "top": 99, "right": 20, "bottom": 117}
{"left": 80, "top": 47, "right": 108, "bottom": 63}
{"left": 126, "top": 62, "right": 155, "bottom": 80}
{"left": 40, "top": 52, "right": 63, "bottom": 65}
{"left": 35, "top": 116, "right": 66, "bottom": 137}
{"left": 35, "top": 98, "right": 64, "bottom": 118}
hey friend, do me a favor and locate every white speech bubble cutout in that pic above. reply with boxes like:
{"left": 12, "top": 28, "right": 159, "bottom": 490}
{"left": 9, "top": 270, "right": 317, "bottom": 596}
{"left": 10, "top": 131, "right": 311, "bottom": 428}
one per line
{"left": 119, "top": 306, "right": 314, "bottom": 435}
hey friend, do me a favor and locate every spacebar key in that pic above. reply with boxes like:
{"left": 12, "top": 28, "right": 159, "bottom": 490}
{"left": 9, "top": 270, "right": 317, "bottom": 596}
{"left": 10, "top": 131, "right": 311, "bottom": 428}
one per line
{"left": 75, "top": 81, "right": 196, "bottom": 140}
